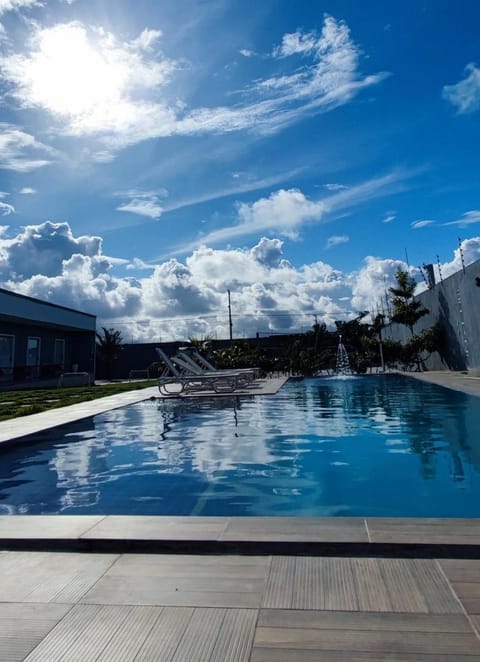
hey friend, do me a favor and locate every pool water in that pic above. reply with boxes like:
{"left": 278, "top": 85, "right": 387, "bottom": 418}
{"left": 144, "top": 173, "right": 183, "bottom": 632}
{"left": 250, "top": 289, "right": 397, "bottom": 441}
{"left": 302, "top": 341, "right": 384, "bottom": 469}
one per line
{"left": 1, "top": 375, "right": 480, "bottom": 517}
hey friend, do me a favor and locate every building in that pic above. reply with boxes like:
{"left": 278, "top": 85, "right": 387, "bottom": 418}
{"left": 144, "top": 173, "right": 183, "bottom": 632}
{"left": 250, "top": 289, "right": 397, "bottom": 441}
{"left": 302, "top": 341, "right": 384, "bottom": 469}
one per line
{"left": 388, "top": 257, "right": 480, "bottom": 374}
{"left": 0, "top": 288, "right": 96, "bottom": 385}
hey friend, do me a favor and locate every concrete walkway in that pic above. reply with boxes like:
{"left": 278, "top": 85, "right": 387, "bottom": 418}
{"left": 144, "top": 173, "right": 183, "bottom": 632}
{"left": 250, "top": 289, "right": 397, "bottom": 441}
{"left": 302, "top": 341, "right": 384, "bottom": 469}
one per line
{"left": 401, "top": 369, "right": 480, "bottom": 398}
{"left": 0, "top": 376, "right": 288, "bottom": 445}
{"left": 1, "top": 371, "right": 480, "bottom": 659}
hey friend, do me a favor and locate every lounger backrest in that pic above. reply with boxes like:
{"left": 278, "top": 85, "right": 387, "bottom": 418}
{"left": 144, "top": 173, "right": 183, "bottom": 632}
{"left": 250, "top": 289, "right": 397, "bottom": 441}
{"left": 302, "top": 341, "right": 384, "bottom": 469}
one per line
{"left": 176, "top": 351, "right": 207, "bottom": 374}
{"left": 155, "top": 347, "right": 182, "bottom": 377}
{"left": 171, "top": 354, "right": 204, "bottom": 375}
{"left": 191, "top": 350, "right": 217, "bottom": 372}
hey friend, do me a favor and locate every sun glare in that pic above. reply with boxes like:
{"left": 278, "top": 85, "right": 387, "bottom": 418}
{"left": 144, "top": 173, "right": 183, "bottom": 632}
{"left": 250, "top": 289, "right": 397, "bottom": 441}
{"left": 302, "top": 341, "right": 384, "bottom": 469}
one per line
{"left": 24, "top": 24, "right": 127, "bottom": 124}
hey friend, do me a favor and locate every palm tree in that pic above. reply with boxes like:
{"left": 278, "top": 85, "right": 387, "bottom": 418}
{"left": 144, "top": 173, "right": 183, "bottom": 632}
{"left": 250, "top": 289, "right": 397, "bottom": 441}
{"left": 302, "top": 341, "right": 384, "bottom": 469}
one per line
{"left": 96, "top": 327, "right": 123, "bottom": 380}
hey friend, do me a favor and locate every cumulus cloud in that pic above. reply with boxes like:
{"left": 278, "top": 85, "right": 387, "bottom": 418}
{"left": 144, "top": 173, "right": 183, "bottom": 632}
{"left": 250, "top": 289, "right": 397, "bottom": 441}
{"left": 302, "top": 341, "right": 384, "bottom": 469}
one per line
{"left": 19, "top": 186, "right": 36, "bottom": 194}
{"left": 0, "top": 220, "right": 103, "bottom": 278}
{"left": 437, "top": 237, "right": 480, "bottom": 280}
{"left": 0, "top": 123, "right": 55, "bottom": 171}
{"left": 326, "top": 234, "right": 349, "bottom": 248}
{"left": 2, "top": 221, "right": 476, "bottom": 342}
{"left": 116, "top": 191, "right": 165, "bottom": 219}
{"left": 350, "top": 255, "right": 411, "bottom": 314}
{"left": 0, "top": 15, "right": 386, "bottom": 154}
{"left": 250, "top": 237, "right": 289, "bottom": 268}
{"left": 443, "top": 64, "right": 480, "bottom": 113}
{"left": 176, "top": 170, "right": 411, "bottom": 253}
{"left": 0, "top": 224, "right": 355, "bottom": 339}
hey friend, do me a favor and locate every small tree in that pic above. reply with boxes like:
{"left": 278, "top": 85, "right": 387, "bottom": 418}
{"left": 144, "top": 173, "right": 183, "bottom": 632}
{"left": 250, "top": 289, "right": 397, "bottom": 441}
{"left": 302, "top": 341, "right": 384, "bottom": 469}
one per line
{"left": 389, "top": 270, "right": 429, "bottom": 336}
{"left": 389, "top": 270, "right": 430, "bottom": 370}
{"left": 96, "top": 327, "right": 123, "bottom": 380}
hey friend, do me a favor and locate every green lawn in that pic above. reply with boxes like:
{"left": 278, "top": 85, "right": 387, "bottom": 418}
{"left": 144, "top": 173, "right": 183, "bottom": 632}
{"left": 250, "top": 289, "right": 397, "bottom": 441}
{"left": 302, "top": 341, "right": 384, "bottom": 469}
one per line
{"left": 0, "top": 380, "right": 157, "bottom": 422}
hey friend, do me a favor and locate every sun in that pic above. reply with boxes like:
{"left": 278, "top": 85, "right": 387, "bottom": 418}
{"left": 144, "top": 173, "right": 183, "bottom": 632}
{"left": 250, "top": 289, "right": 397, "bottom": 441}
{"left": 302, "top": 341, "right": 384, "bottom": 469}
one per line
{"left": 14, "top": 23, "right": 129, "bottom": 130}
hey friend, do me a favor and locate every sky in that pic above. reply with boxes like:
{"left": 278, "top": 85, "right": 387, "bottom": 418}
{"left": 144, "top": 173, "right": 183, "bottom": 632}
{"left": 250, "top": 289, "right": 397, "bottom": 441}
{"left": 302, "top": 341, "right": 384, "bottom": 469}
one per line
{"left": 0, "top": 0, "right": 479, "bottom": 342}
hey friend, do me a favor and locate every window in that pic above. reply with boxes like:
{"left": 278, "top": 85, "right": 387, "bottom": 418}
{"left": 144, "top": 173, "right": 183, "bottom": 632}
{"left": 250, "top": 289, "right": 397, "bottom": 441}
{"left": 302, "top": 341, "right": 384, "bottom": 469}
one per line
{"left": 54, "top": 339, "right": 65, "bottom": 368}
{"left": 0, "top": 334, "right": 14, "bottom": 376}
{"left": 26, "top": 337, "right": 41, "bottom": 377}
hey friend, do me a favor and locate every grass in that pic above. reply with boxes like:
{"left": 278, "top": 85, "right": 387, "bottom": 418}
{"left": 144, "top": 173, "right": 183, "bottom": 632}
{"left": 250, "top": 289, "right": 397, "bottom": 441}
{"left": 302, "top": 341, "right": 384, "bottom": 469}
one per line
{"left": 0, "top": 380, "right": 157, "bottom": 422}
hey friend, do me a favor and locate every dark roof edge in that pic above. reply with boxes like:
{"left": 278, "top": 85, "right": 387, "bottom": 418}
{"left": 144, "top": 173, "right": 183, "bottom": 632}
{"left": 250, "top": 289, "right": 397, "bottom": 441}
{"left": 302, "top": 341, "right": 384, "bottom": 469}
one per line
{"left": 0, "top": 287, "right": 96, "bottom": 320}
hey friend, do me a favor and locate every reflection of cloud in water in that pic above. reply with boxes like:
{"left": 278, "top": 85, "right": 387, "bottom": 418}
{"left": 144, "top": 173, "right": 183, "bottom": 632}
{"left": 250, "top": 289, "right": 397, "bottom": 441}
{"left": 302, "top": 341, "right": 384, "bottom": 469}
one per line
{"left": 3, "top": 375, "right": 480, "bottom": 516}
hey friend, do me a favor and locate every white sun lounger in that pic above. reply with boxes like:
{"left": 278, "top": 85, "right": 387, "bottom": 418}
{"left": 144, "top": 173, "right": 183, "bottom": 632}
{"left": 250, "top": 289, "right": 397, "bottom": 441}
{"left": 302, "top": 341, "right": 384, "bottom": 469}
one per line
{"left": 172, "top": 350, "right": 256, "bottom": 388}
{"left": 176, "top": 347, "right": 259, "bottom": 383}
{"left": 155, "top": 347, "right": 241, "bottom": 396}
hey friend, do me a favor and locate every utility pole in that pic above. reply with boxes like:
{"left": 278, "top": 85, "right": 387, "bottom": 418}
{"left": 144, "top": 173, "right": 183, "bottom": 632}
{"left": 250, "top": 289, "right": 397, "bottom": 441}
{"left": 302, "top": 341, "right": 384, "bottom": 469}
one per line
{"left": 227, "top": 289, "right": 233, "bottom": 341}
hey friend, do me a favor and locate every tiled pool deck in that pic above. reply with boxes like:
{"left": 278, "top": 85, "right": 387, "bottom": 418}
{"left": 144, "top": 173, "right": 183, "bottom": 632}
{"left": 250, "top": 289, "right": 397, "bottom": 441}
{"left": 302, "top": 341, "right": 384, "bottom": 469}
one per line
{"left": 1, "top": 371, "right": 480, "bottom": 660}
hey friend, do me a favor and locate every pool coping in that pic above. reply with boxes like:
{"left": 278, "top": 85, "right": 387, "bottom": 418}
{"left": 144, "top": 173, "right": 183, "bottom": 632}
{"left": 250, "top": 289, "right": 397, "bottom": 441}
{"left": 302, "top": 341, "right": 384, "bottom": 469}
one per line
{"left": 1, "top": 515, "right": 480, "bottom": 558}
{"left": 1, "top": 370, "right": 480, "bottom": 558}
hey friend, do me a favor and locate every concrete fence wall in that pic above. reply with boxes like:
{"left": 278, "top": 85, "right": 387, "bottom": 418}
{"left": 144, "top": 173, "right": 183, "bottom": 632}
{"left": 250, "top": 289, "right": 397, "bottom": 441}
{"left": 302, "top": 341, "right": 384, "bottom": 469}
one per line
{"left": 387, "top": 258, "right": 480, "bottom": 373}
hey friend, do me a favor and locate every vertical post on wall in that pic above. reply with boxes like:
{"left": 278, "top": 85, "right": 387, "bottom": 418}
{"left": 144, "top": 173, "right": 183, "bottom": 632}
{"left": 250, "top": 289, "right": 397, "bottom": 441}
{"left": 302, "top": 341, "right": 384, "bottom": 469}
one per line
{"left": 227, "top": 289, "right": 233, "bottom": 342}
{"left": 458, "top": 237, "right": 466, "bottom": 274}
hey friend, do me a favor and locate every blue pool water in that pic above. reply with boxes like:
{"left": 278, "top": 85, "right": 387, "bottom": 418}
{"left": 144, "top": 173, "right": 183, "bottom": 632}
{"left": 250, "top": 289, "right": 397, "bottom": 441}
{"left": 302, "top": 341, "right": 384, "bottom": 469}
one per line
{"left": 1, "top": 375, "right": 480, "bottom": 517}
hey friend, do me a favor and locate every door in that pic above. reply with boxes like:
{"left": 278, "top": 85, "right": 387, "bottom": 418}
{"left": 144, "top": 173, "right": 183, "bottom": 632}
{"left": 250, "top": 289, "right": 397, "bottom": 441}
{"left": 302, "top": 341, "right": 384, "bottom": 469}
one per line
{"left": 0, "top": 334, "right": 14, "bottom": 376}
{"left": 54, "top": 338, "right": 65, "bottom": 369}
{"left": 26, "top": 337, "right": 40, "bottom": 378}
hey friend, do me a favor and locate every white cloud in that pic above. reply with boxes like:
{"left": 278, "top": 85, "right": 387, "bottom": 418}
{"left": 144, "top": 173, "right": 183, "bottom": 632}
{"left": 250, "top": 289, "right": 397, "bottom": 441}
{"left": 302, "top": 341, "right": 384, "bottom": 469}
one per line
{"left": 125, "top": 257, "right": 154, "bottom": 271}
{"left": 237, "top": 188, "right": 323, "bottom": 235}
{"left": 2, "top": 222, "right": 478, "bottom": 342}
{"left": 0, "top": 123, "right": 55, "bottom": 171}
{"left": 437, "top": 237, "right": 480, "bottom": 280}
{"left": 411, "top": 219, "right": 435, "bottom": 229}
{"left": 0, "top": 0, "right": 41, "bottom": 16}
{"left": 0, "top": 201, "right": 14, "bottom": 215}
{"left": 0, "top": 15, "right": 386, "bottom": 154}
{"left": 19, "top": 186, "right": 36, "bottom": 194}
{"left": 117, "top": 191, "right": 165, "bottom": 219}
{"left": 273, "top": 30, "right": 318, "bottom": 57}
{"left": 323, "top": 183, "right": 348, "bottom": 191}
{"left": 239, "top": 49, "right": 254, "bottom": 57}
{"left": 382, "top": 213, "right": 395, "bottom": 223}
{"left": 350, "top": 255, "right": 410, "bottom": 313}
{"left": 326, "top": 234, "right": 349, "bottom": 248}
{"left": 0, "top": 22, "right": 176, "bottom": 140}
{"left": 443, "top": 210, "right": 480, "bottom": 227}
{"left": 175, "top": 170, "right": 411, "bottom": 253}
{"left": 260, "top": 15, "right": 389, "bottom": 123}
{"left": 443, "top": 63, "right": 480, "bottom": 113}
{"left": 0, "top": 220, "right": 103, "bottom": 278}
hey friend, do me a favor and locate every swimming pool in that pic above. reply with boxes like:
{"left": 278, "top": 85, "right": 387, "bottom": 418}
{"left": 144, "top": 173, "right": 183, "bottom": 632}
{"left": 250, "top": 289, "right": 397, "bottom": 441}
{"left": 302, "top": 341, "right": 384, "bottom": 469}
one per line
{"left": 1, "top": 375, "right": 480, "bottom": 517}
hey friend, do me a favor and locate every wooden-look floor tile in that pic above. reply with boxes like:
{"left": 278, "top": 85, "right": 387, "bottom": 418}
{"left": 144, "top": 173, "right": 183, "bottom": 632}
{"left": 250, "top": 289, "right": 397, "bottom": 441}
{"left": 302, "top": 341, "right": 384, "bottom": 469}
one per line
{"left": 0, "top": 603, "right": 71, "bottom": 662}
{"left": 81, "top": 554, "right": 269, "bottom": 608}
{"left": 262, "top": 556, "right": 460, "bottom": 613}
{"left": 252, "top": 610, "right": 480, "bottom": 659}
{"left": 0, "top": 551, "right": 117, "bottom": 603}
{"left": 439, "top": 558, "right": 480, "bottom": 614}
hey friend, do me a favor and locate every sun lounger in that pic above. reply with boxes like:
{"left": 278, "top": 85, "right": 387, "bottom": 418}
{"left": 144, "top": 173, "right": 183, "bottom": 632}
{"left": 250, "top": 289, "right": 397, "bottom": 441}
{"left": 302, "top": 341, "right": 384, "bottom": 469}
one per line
{"left": 176, "top": 347, "right": 259, "bottom": 384}
{"left": 155, "top": 347, "right": 241, "bottom": 396}
{"left": 172, "top": 350, "right": 255, "bottom": 388}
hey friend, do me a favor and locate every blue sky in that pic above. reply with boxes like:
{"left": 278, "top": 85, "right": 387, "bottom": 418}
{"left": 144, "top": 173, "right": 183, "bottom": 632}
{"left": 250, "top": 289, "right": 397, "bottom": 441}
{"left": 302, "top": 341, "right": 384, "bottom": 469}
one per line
{"left": 0, "top": 0, "right": 479, "bottom": 341}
